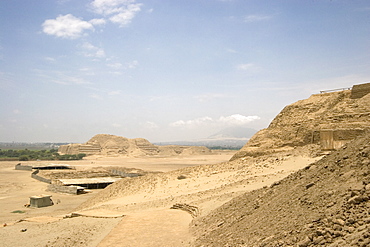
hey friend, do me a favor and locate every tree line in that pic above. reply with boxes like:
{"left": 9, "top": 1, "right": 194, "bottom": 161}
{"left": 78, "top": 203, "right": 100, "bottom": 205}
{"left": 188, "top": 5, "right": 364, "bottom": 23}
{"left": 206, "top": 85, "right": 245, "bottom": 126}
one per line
{"left": 0, "top": 149, "right": 86, "bottom": 161}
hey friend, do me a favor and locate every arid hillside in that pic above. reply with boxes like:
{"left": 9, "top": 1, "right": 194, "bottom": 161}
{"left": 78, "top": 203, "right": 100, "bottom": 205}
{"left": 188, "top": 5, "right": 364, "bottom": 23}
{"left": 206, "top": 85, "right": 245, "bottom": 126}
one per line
{"left": 20, "top": 83, "right": 368, "bottom": 246}
{"left": 58, "top": 134, "right": 211, "bottom": 157}
{"left": 192, "top": 132, "right": 370, "bottom": 247}
{"left": 232, "top": 84, "right": 370, "bottom": 160}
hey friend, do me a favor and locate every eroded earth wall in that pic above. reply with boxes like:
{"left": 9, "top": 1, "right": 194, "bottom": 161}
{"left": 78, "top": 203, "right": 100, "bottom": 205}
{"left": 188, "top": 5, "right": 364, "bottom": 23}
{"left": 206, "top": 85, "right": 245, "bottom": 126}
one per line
{"left": 58, "top": 134, "right": 211, "bottom": 157}
{"left": 232, "top": 84, "right": 370, "bottom": 160}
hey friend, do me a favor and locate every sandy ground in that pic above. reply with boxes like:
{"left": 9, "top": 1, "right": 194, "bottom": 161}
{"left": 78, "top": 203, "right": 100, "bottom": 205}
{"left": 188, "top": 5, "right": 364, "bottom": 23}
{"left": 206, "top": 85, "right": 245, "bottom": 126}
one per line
{"left": 98, "top": 208, "right": 193, "bottom": 247}
{"left": 0, "top": 151, "right": 320, "bottom": 246}
{"left": 0, "top": 151, "right": 233, "bottom": 247}
{"left": 30, "top": 150, "right": 235, "bottom": 172}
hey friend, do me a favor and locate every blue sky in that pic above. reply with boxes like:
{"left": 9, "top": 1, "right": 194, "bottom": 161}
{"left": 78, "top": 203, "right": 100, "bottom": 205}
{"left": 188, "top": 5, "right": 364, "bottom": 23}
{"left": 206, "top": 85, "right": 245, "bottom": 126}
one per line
{"left": 1, "top": 0, "right": 370, "bottom": 143}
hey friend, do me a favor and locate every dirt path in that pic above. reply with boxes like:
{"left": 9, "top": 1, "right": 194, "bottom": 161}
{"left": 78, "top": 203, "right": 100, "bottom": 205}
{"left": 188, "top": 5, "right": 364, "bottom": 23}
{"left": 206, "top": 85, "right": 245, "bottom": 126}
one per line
{"left": 98, "top": 208, "right": 193, "bottom": 247}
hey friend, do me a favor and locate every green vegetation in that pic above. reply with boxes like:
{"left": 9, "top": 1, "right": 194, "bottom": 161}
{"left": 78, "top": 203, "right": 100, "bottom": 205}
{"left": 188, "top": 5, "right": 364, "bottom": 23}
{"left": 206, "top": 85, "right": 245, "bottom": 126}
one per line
{"left": 0, "top": 149, "right": 86, "bottom": 161}
{"left": 11, "top": 210, "right": 25, "bottom": 214}
{"left": 208, "top": 146, "right": 243, "bottom": 150}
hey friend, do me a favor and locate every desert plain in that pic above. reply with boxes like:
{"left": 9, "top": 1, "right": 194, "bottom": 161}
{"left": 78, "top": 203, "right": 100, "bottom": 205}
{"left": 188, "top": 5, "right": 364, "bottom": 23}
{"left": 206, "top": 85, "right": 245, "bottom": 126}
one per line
{"left": 0, "top": 150, "right": 318, "bottom": 247}
{"left": 0, "top": 151, "right": 232, "bottom": 246}
{"left": 2, "top": 87, "right": 370, "bottom": 247}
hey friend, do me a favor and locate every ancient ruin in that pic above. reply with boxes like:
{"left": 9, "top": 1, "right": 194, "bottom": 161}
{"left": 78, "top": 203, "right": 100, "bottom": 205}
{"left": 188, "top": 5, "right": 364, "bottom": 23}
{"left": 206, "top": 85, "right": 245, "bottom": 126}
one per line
{"left": 2, "top": 82, "right": 370, "bottom": 246}
{"left": 231, "top": 82, "right": 370, "bottom": 160}
{"left": 58, "top": 134, "right": 212, "bottom": 157}
{"left": 29, "top": 195, "right": 53, "bottom": 208}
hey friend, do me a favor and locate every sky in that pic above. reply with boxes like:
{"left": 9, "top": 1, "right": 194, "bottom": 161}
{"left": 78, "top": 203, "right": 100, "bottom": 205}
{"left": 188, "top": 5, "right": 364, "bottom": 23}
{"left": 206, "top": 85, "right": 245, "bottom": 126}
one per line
{"left": 1, "top": 0, "right": 370, "bottom": 143}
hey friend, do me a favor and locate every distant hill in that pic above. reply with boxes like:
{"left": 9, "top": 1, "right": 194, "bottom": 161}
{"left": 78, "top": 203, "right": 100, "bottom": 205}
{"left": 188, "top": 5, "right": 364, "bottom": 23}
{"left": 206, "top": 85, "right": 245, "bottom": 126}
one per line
{"left": 0, "top": 142, "right": 65, "bottom": 150}
{"left": 155, "top": 127, "right": 257, "bottom": 150}
{"left": 193, "top": 132, "right": 370, "bottom": 247}
{"left": 58, "top": 134, "right": 211, "bottom": 156}
{"left": 231, "top": 86, "right": 370, "bottom": 160}
{"left": 207, "top": 127, "right": 257, "bottom": 139}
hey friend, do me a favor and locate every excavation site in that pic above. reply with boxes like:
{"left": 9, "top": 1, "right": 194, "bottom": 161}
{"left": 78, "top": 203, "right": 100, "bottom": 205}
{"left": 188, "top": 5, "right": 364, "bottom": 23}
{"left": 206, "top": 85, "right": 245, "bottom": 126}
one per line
{"left": 1, "top": 83, "right": 370, "bottom": 246}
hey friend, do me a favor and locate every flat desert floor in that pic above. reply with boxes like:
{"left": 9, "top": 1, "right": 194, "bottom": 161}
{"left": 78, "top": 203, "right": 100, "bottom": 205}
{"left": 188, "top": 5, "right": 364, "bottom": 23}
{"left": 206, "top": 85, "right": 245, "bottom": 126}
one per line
{"left": 0, "top": 150, "right": 320, "bottom": 246}
{"left": 0, "top": 151, "right": 234, "bottom": 247}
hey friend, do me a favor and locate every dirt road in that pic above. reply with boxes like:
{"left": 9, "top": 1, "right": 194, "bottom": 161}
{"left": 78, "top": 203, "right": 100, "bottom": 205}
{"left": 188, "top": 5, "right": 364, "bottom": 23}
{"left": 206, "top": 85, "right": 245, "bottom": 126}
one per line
{"left": 98, "top": 208, "right": 193, "bottom": 247}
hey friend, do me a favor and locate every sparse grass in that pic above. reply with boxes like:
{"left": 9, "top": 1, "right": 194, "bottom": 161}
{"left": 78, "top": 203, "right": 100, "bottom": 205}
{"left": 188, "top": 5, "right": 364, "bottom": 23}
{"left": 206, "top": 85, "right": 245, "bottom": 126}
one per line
{"left": 11, "top": 210, "right": 25, "bottom": 214}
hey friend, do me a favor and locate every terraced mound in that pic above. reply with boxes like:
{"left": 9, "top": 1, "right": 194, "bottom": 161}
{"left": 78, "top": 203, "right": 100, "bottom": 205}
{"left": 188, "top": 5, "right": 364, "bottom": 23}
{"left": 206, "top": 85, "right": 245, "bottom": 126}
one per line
{"left": 58, "top": 134, "right": 211, "bottom": 157}
{"left": 192, "top": 133, "right": 370, "bottom": 247}
{"left": 67, "top": 83, "right": 370, "bottom": 246}
{"left": 232, "top": 86, "right": 370, "bottom": 160}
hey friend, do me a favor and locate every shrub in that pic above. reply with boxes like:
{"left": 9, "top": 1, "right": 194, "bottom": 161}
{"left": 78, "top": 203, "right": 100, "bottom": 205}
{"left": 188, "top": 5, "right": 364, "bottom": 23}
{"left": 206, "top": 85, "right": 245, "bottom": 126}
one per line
{"left": 19, "top": 155, "right": 29, "bottom": 161}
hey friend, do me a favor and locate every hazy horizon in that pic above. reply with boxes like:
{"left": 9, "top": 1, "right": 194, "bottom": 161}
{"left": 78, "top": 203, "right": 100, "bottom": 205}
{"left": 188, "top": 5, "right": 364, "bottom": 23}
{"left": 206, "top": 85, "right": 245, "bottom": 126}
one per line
{"left": 1, "top": 1, "right": 370, "bottom": 143}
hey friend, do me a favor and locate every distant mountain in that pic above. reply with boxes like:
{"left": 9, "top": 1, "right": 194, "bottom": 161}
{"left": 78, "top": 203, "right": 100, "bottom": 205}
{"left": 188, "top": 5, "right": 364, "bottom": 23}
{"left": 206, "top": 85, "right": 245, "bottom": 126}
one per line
{"left": 207, "top": 127, "right": 257, "bottom": 139}
{"left": 155, "top": 127, "right": 258, "bottom": 150}
{"left": 0, "top": 142, "right": 66, "bottom": 150}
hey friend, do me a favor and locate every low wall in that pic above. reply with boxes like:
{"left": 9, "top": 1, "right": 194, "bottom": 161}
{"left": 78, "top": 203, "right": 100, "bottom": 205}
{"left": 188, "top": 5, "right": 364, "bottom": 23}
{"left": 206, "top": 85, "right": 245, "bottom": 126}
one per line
{"left": 47, "top": 184, "right": 78, "bottom": 194}
{"left": 15, "top": 163, "right": 33, "bottom": 171}
{"left": 171, "top": 203, "right": 199, "bottom": 218}
{"left": 110, "top": 170, "right": 141, "bottom": 178}
{"left": 351, "top": 82, "right": 370, "bottom": 99}
{"left": 31, "top": 170, "right": 52, "bottom": 184}
{"left": 320, "top": 129, "right": 366, "bottom": 150}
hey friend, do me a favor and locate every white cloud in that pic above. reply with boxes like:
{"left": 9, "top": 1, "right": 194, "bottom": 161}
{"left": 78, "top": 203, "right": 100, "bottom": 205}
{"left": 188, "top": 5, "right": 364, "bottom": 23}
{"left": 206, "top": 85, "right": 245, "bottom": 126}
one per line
{"left": 109, "top": 4, "right": 141, "bottom": 26}
{"left": 68, "top": 76, "right": 90, "bottom": 84}
{"left": 108, "top": 90, "right": 121, "bottom": 95}
{"left": 244, "top": 14, "right": 273, "bottom": 23}
{"left": 42, "top": 1, "right": 141, "bottom": 40}
{"left": 170, "top": 114, "right": 260, "bottom": 128}
{"left": 89, "top": 18, "right": 106, "bottom": 25}
{"left": 107, "top": 60, "right": 138, "bottom": 70}
{"left": 226, "top": 48, "right": 237, "bottom": 53}
{"left": 170, "top": 117, "right": 213, "bottom": 127}
{"left": 79, "top": 67, "right": 95, "bottom": 76}
{"left": 126, "top": 60, "right": 139, "bottom": 69}
{"left": 236, "top": 63, "right": 261, "bottom": 72}
{"left": 91, "top": 0, "right": 142, "bottom": 27}
{"left": 141, "top": 121, "right": 158, "bottom": 129}
{"left": 112, "top": 123, "right": 122, "bottom": 127}
{"left": 219, "top": 114, "right": 260, "bottom": 125}
{"left": 89, "top": 93, "right": 103, "bottom": 100}
{"left": 48, "top": 74, "right": 91, "bottom": 85}
{"left": 109, "top": 71, "right": 123, "bottom": 75}
{"left": 81, "top": 42, "right": 106, "bottom": 58}
{"left": 108, "top": 62, "right": 123, "bottom": 69}
{"left": 42, "top": 14, "right": 94, "bottom": 39}
{"left": 44, "top": 57, "right": 56, "bottom": 62}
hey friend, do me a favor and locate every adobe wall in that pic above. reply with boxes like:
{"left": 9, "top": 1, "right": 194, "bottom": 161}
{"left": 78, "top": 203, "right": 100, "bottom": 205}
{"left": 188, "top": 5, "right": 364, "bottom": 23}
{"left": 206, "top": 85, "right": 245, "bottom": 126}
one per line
{"left": 15, "top": 163, "right": 33, "bottom": 171}
{"left": 29, "top": 195, "right": 53, "bottom": 208}
{"left": 47, "top": 184, "right": 78, "bottom": 194}
{"left": 319, "top": 129, "right": 366, "bottom": 150}
{"left": 351, "top": 82, "right": 370, "bottom": 99}
{"left": 58, "top": 143, "right": 81, "bottom": 155}
{"left": 31, "top": 170, "right": 52, "bottom": 184}
{"left": 111, "top": 169, "right": 141, "bottom": 178}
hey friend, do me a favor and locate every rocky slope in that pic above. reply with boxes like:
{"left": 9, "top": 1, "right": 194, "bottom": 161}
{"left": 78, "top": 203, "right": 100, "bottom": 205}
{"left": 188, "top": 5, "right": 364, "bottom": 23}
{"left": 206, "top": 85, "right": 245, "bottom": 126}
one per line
{"left": 231, "top": 88, "right": 370, "bottom": 160}
{"left": 69, "top": 83, "right": 370, "bottom": 246}
{"left": 192, "top": 133, "right": 370, "bottom": 247}
{"left": 58, "top": 134, "right": 211, "bottom": 157}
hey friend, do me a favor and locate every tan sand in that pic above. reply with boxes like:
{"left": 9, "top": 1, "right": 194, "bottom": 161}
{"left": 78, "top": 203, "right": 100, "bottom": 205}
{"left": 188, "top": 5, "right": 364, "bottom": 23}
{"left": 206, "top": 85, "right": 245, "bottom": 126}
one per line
{"left": 0, "top": 151, "right": 319, "bottom": 246}
{"left": 98, "top": 208, "right": 193, "bottom": 247}
{"left": 0, "top": 151, "right": 233, "bottom": 246}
